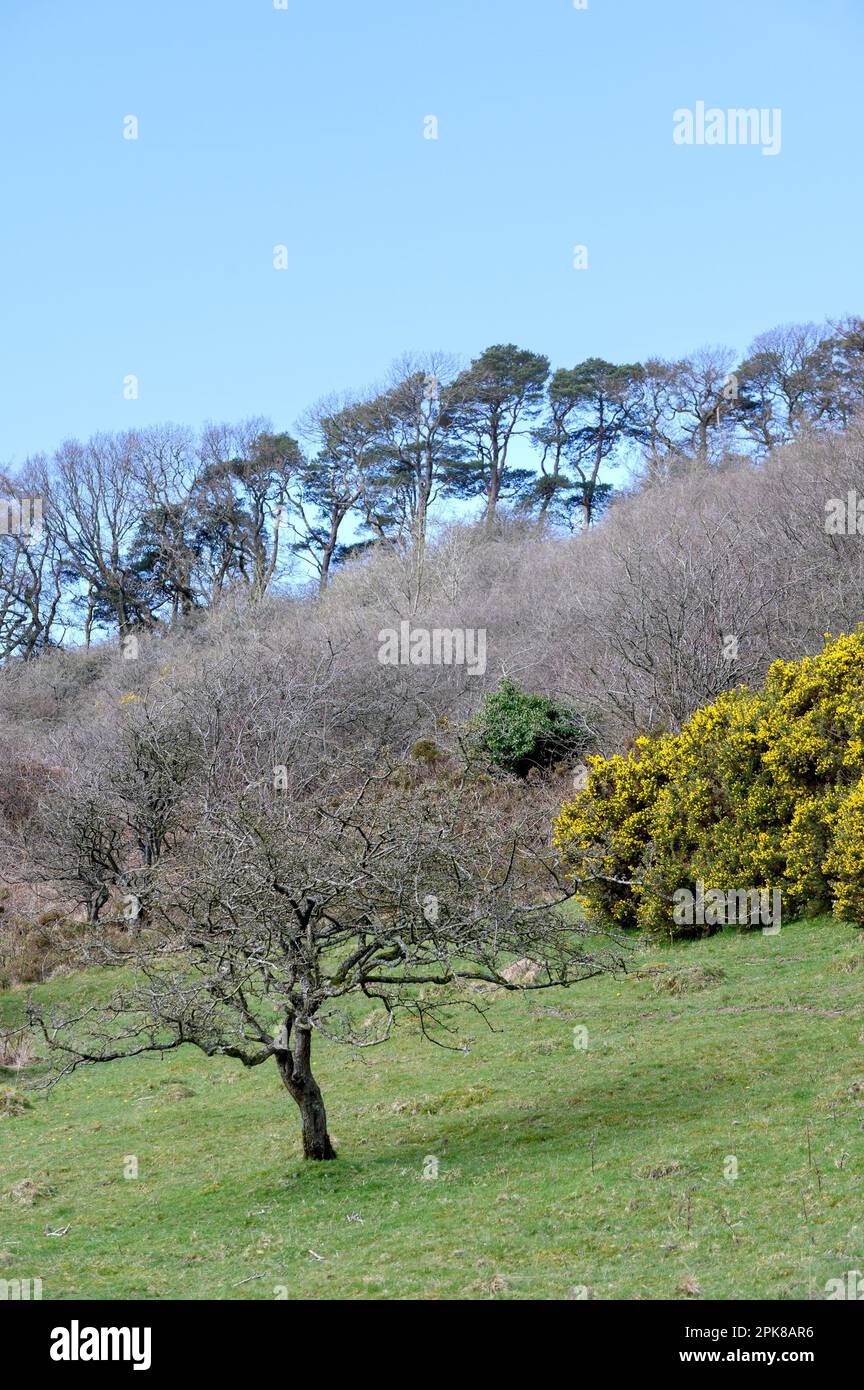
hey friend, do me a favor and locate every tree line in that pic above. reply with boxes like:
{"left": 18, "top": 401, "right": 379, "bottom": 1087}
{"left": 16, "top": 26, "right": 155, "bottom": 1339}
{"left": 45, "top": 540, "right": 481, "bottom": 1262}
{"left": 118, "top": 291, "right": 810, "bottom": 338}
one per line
{"left": 1, "top": 314, "right": 862, "bottom": 660}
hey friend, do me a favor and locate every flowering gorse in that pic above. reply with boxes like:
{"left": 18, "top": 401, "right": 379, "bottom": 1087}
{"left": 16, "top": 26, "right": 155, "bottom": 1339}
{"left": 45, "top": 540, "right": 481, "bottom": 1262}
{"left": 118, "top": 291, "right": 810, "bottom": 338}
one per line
{"left": 554, "top": 632, "right": 864, "bottom": 936}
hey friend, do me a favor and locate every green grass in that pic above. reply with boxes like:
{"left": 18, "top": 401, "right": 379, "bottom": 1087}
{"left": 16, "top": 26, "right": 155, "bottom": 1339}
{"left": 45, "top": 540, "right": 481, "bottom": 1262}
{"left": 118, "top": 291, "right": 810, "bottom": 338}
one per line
{"left": 1, "top": 917, "right": 863, "bottom": 1300}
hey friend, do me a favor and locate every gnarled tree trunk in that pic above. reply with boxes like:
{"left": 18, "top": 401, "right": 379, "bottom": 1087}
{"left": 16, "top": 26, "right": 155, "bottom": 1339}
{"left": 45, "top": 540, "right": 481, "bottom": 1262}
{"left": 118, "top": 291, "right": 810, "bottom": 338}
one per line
{"left": 275, "top": 1018, "right": 336, "bottom": 1161}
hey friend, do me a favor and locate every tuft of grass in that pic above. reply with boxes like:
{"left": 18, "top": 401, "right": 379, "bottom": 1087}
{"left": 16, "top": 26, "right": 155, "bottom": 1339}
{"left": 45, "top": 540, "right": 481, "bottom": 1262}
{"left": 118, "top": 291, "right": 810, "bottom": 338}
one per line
{"left": 417, "top": 1086, "right": 496, "bottom": 1115}
{"left": 0, "top": 918, "right": 862, "bottom": 1299}
{"left": 0, "top": 1085, "right": 32, "bottom": 1117}
{"left": 637, "top": 1159, "right": 687, "bottom": 1179}
{"left": 4, "top": 1176, "right": 55, "bottom": 1206}
{"left": 650, "top": 964, "right": 726, "bottom": 994}
{"left": 831, "top": 947, "right": 864, "bottom": 975}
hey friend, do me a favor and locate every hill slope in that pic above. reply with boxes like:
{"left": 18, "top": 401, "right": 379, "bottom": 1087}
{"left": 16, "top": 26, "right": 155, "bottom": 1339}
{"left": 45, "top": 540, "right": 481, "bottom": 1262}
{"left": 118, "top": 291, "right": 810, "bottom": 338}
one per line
{"left": 1, "top": 917, "right": 863, "bottom": 1300}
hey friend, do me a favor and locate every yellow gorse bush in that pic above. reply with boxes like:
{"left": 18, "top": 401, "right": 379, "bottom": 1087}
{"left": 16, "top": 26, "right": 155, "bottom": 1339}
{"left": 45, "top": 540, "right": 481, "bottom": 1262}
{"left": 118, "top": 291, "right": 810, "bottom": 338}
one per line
{"left": 553, "top": 632, "right": 864, "bottom": 935}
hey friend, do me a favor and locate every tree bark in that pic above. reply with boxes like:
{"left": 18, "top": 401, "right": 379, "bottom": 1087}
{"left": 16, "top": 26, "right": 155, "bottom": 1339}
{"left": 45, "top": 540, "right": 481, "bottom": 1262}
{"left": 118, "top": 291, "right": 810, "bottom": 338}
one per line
{"left": 275, "top": 1020, "right": 336, "bottom": 1161}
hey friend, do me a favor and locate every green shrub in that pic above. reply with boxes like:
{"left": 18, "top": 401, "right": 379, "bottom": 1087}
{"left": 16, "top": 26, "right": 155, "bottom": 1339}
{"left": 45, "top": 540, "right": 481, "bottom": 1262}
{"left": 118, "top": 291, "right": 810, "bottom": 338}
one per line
{"left": 472, "top": 679, "right": 590, "bottom": 777}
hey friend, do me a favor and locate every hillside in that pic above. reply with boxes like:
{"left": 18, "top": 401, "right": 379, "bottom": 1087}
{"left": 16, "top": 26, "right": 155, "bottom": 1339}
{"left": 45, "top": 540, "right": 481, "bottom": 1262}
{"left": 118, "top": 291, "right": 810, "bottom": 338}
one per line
{"left": 2, "top": 916, "right": 862, "bottom": 1301}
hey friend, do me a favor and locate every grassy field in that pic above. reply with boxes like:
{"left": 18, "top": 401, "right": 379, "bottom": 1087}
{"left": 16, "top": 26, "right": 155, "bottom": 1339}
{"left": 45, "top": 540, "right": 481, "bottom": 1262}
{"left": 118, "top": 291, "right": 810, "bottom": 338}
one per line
{"left": 1, "top": 916, "right": 863, "bottom": 1300}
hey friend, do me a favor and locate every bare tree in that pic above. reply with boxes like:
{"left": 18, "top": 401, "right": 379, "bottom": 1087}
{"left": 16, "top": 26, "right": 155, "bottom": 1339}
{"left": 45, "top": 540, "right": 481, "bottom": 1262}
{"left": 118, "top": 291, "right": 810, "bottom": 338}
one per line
{"left": 627, "top": 359, "right": 683, "bottom": 477}
{"left": 669, "top": 346, "right": 738, "bottom": 465}
{"left": 47, "top": 432, "right": 155, "bottom": 640}
{"left": 127, "top": 425, "right": 199, "bottom": 621}
{"left": 733, "top": 322, "right": 825, "bottom": 452}
{"left": 20, "top": 691, "right": 196, "bottom": 925}
{"left": 24, "top": 656, "right": 625, "bottom": 1160}
{"left": 0, "top": 458, "right": 65, "bottom": 660}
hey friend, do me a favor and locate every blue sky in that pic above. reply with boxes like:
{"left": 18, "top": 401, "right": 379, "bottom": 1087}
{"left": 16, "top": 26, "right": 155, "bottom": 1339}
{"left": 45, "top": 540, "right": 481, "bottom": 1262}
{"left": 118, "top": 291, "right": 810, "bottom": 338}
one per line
{"left": 1, "top": 0, "right": 862, "bottom": 464}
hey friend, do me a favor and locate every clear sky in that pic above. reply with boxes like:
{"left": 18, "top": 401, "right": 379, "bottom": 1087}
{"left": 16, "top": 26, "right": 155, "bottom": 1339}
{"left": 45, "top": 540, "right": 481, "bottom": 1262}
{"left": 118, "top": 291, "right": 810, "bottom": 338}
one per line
{"left": 1, "top": 0, "right": 862, "bottom": 464}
